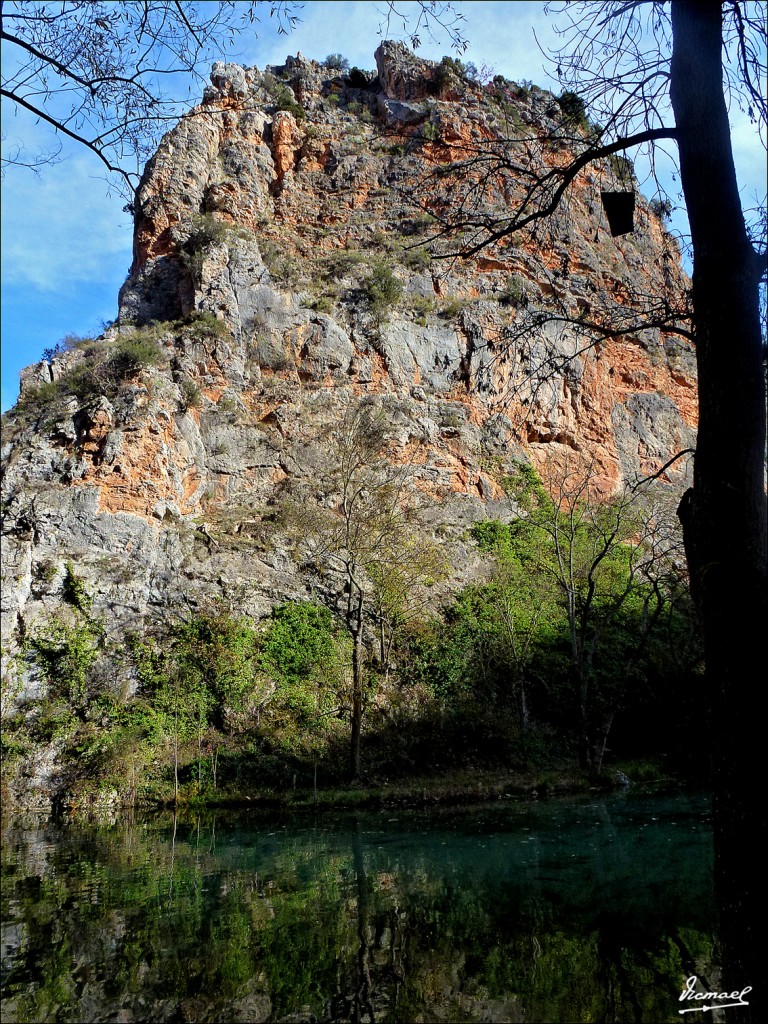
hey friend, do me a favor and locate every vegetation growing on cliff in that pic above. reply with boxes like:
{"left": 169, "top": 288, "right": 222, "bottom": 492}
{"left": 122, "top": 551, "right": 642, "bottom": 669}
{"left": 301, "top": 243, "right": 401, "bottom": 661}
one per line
{"left": 1, "top": 462, "right": 701, "bottom": 810}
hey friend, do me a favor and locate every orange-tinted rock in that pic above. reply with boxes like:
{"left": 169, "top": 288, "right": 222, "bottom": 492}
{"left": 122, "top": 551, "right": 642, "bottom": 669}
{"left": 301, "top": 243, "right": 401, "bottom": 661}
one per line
{"left": 2, "top": 43, "right": 698, "bottom": 674}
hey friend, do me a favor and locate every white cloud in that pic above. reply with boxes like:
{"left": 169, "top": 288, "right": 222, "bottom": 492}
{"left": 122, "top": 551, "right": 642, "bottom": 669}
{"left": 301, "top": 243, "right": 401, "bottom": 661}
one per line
{"left": 1, "top": 146, "right": 132, "bottom": 294}
{"left": 729, "top": 113, "right": 767, "bottom": 202}
{"left": 1, "top": 0, "right": 764, "bottom": 409}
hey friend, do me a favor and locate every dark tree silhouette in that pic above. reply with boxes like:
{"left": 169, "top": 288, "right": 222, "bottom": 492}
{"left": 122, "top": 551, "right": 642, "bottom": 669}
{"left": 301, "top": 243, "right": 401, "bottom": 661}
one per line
{"left": 412, "top": 3, "right": 766, "bottom": 1015}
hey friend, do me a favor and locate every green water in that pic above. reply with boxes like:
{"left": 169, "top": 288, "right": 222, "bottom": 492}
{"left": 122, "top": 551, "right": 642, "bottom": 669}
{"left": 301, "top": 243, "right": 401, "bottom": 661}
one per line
{"left": 1, "top": 790, "right": 716, "bottom": 1023}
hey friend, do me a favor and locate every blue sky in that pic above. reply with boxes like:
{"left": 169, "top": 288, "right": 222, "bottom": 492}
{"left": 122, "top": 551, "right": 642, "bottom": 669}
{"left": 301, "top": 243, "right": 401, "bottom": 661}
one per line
{"left": 2, "top": 0, "right": 765, "bottom": 412}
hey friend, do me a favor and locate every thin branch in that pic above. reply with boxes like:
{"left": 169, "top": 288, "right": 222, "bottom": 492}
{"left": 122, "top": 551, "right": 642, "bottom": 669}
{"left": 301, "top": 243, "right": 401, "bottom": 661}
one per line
{"left": 0, "top": 87, "right": 135, "bottom": 187}
{"left": 432, "top": 126, "right": 678, "bottom": 259}
{"left": 629, "top": 449, "right": 696, "bottom": 493}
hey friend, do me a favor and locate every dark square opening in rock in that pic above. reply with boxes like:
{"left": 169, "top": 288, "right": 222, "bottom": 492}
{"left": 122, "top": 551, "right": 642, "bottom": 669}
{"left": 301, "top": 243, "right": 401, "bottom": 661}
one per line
{"left": 601, "top": 191, "right": 636, "bottom": 236}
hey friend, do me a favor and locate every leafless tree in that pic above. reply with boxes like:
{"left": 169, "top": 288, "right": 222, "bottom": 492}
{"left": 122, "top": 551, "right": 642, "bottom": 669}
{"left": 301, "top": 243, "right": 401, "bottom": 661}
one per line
{"left": 407, "top": 3, "right": 765, "bottom": 1012}
{"left": 1, "top": 1, "right": 467, "bottom": 192}
{"left": 286, "top": 398, "right": 442, "bottom": 780}
{"left": 0, "top": 2, "right": 302, "bottom": 188}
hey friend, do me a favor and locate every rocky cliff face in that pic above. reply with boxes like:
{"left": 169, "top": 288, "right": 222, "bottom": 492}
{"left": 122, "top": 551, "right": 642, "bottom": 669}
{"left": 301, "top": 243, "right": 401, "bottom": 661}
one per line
{"left": 1, "top": 44, "right": 696, "bottom": 692}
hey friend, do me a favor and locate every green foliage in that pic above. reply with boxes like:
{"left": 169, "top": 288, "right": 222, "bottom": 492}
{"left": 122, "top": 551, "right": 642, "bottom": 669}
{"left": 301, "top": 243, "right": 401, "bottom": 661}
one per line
{"left": 362, "top": 262, "right": 403, "bottom": 317}
{"left": 259, "top": 238, "right": 301, "bottom": 286}
{"left": 110, "top": 329, "right": 165, "bottom": 375}
{"left": 499, "top": 461, "right": 551, "bottom": 513}
{"left": 28, "top": 614, "right": 101, "bottom": 716}
{"left": 259, "top": 602, "right": 335, "bottom": 685}
{"left": 323, "top": 53, "right": 350, "bottom": 72}
{"left": 177, "top": 376, "right": 202, "bottom": 412}
{"left": 36, "top": 560, "right": 59, "bottom": 583}
{"left": 180, "top": 214, "right": 232, "bottom": 279}
{"left": 16, "top": 328, "right": 166, "bottom": 417}
{"left": 41, "top": 332, "right": 93, "bottom": 362}
{"left": 435, "top": 55, "right": 472, "bottom": 91}
{"left": 498, "top": 273, "right": 527, "bottom": 307}
{"left": 410, "top": 294, "right": 436, "bottom": 325}
{"left": 62, "top": 561, "right": 92, "bottom": 612}
{"left": 267, "top": 79, "right": 305, "bottom": 119}
{"left": 321, "top": 248, "right": 364, "bottom": 281}
{"left": 608, "top": 153, "right": 635, "bottom": 180}
{"left": 401, "top": 245, "right": 432, "bottom": 271}
{"left": 165, "top": 615, "right": 260, "bottom": 728}
{"left": 558, "top": 89, "right": 589, "bottom": 129}
{"left": 397, "top": 617, "right": 473, "bottom": 704}
{"left": 118, "top": 613, "right": 265, "bottom": 800}
{"left": 438, "top": 296, "right": 463, "bottom": 319}
{"left": 14, "top": 380, "right": 63, "bottom": 415}
{"left": 259, "top": 602, "right": 342, "bottom": 724}
{"left": 306, "top": 294, "right": 335, "bottom": 314}
{"left": 182, "top": 309, "right": 229, "bottom": 340}
{"left": 184, "top": 213, "right": 230, "bottom": 252}
{"left": 649, "top": 196, "right": 674, "bottom": 221}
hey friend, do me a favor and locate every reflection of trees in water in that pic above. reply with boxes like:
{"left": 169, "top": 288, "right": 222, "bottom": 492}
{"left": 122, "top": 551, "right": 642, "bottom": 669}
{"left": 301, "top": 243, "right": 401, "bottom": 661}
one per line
{"left": 1, "top": 805, "right": 717, "bottom": 1023}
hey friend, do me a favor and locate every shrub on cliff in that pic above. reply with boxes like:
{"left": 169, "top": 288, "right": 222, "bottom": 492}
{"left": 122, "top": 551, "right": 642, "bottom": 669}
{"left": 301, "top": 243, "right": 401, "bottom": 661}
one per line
{"left": 185, "top": 213, "right": 230, "bottom": 251}
{"left": 14, "top": 328, "right": 167, "bottom": 420}
{"left": 558, "top": 89, "right": 589, "bottom": 130}
{"left": 27, "top": 612, "right": 103, "bottom": 724}
{"left": 180, "top": 214, "right": 231, "bottom": 280}
{"left": 363, "top": 262, "right": 403, "bottom": 319}
{"left": 498, "top": 274, "right": 528, "bottom": 308}
{"left": 434, "top": 55, "right": 473, "bottom": 92}
{"left": 262, "top": 74, "right": 305, "bottom": 119}
{"left": 649, "top": 197, "right": 673, "bottom": 222}
{"left": 182, "top": 310, "right": 229, "bottom": 340}
{"left": 323, "top": 53, "right": 349, "bottom": 72}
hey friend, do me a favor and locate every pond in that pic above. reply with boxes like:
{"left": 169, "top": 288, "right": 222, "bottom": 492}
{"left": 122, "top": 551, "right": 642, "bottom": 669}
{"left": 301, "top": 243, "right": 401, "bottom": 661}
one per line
{"left": 1, "top": 789, "right": 716, "bottom": 1023}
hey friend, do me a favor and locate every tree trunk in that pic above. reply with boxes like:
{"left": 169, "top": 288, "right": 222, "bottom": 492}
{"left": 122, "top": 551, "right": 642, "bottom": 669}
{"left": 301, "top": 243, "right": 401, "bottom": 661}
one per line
{"left": 349, "top": 592, "right": 365, "bottom": 780}
{"left": 578, "top": 669, "right": 592, "bottom": 770}
{"left": 670, "top": 5, "right": 767, "bottom": 1018}
{"left": 591, "top": 712, "right": 614, "bottom": 775}
{"left": 173, "top": 703, "right": 179, "bottom": 804}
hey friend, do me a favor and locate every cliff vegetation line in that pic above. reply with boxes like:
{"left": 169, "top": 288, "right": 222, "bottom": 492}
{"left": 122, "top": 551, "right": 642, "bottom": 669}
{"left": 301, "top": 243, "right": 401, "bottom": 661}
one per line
{"left": 1, "top": 44, "right": 701, "bottom": 811}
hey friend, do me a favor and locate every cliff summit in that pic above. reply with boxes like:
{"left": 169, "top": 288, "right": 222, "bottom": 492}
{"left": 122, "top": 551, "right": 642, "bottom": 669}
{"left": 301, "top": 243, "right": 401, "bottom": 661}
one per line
{"left": 1, "top": 44, "right": 697, "bottom": 802}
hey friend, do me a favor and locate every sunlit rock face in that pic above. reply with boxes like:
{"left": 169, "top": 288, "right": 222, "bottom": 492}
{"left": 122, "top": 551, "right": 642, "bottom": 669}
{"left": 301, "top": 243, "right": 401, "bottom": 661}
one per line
{"left": 1, "top": 45, "right": 696, "bottom": 685}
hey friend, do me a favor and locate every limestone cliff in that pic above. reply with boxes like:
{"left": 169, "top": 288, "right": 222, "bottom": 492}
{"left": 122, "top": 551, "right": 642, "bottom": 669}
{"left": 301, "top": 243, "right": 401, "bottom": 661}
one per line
{"left": 1, "top": 44, "right": 696, "bottom": 695}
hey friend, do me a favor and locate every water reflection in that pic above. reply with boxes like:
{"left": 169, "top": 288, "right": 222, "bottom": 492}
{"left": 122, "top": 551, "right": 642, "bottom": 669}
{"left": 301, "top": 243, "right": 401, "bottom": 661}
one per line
{"left": 1, "top": 791, "right": 717, "bottom": 1023}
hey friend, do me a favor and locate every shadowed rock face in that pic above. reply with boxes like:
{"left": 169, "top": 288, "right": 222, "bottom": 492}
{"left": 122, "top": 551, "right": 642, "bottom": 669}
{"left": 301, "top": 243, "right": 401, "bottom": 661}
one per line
{"left": 1, "top": 45, "right": 696, "bottom": 684}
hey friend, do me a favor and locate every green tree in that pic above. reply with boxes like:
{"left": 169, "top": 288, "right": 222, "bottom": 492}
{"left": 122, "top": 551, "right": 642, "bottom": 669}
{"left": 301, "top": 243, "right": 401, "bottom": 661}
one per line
{"left": 417, "top": 4, "right": 764, "bottom": 1004}
{"left": 132, "top": 613, "right": 261, "bottom": 799}
{"left": 472, "top": 519, "right": 559, "bottom": 747}
{"left": 323, "top": 53, "right": 350, "bottom": 72}
{"left": 476, "top": 458, "right": 686, "bottom": 771}
{"left": 259, "top": 601, "right": 342, "bottom": 724}
{"left": 288, "top": 399, "right": 441, "bottom": 779}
